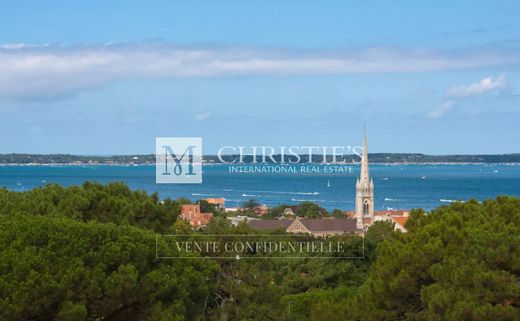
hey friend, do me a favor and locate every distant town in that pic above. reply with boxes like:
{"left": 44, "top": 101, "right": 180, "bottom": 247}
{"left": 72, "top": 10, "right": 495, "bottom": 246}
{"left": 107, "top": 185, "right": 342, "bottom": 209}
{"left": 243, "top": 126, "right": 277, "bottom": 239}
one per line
{"left": 180, "top": 131, "right": 410, "bottom": 236}
{"left": 1, "top": 152, "right": 519, "bottom": 165}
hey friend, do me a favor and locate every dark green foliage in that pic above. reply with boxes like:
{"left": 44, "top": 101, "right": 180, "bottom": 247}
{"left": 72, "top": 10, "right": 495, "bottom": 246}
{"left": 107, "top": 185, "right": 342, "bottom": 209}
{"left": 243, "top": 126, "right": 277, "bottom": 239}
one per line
{"left": 0, "top": 182, "right": 219, "bottom": 320}
{"left": 0, "top": 182, "right": 181, "bottom": 233}
{"left": 197, "top": 221, "right": 370, "bottom": 321}
{"left": 198, "top": 199, "right": 216, "bottom": 213}
{"left": 0, "top": 215, "right": 219, "bottom": 321}
{"left": 270, "top": 197, "right": 520, "bottom": 320}
{"left": 0, "top": 182, "right": 518, "bottom": 320}
{"left": 331, "top": 209, "right": 345, "bottom": 218}
{"left": 343, "top": 197, "right": 520, "bottom": 321}
{"left": 295, "top": 201, "right": 327, "bottom": 218}
{"left": 266, "top": 204, "right": 293, "bottom": 219}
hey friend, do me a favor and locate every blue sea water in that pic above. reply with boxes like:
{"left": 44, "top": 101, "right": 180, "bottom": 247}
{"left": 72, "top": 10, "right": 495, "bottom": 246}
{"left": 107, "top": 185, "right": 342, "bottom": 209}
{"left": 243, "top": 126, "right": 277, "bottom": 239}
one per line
{"left": 1, "top": 164, "right": 519, "bottom": 211}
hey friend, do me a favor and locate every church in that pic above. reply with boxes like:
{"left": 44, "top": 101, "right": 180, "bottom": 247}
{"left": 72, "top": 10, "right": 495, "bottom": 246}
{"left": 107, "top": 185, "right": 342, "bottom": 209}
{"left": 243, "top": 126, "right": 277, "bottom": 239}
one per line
{"left": 349, "top": 128, "right": 409, "bottom": 233}
{"left": 248, "top": 129, "right": 409, "bottom": 235}
{"left": 355, "top": 128, "right": 375, "bottom": 231}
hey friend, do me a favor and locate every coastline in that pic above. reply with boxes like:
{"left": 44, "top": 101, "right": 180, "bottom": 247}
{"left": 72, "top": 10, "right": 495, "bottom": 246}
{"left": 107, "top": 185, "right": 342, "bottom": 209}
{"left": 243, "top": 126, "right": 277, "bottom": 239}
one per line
{"left": 1, "top": 162, "right": 519, "bottom": 166}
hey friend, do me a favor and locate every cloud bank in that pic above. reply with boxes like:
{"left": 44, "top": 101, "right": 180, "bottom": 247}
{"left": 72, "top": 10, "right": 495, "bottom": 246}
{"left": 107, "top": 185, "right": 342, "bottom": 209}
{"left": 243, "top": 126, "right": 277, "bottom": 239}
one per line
{"left": 1, "top": 43, "right": 519, "bottom": 100}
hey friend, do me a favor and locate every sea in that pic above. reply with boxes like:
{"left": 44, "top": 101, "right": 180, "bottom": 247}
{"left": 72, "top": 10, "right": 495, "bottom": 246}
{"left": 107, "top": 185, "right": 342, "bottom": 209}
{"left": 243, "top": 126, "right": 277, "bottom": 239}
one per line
{"left": 1, "top": 163, "right": 519, "bottom": 211}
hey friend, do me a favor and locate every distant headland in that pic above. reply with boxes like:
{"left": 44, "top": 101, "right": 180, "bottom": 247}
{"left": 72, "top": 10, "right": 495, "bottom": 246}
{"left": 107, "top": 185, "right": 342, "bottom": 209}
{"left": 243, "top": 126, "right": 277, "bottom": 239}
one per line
{"left": 0, "top": 153, "right": 519, "bottom": 165}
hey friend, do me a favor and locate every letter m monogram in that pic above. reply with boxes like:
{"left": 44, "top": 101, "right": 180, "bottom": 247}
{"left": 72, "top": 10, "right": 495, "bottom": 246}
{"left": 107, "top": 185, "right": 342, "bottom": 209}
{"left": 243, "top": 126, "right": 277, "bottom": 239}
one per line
{"left": 156, "top": 137, "right": 202, "bottom": 183}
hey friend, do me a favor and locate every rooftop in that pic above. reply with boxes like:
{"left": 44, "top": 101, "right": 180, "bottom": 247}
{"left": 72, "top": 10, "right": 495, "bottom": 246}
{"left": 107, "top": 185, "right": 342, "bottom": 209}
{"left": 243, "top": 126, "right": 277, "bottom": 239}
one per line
{"left": 248, "top": 219, "right": 294, "bottom": 231}
{"left": 205, "top": 198, "right": 225, "bottom": 204}
{"left": 297, "top": 218, "right": 357, "bottom": 232}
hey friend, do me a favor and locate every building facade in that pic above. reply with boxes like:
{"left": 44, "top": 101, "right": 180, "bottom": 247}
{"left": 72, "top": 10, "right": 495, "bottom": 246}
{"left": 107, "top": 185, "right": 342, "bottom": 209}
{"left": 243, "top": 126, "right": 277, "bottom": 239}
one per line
{"left": 285, "top": 217, "right": 358, "bottom": 237}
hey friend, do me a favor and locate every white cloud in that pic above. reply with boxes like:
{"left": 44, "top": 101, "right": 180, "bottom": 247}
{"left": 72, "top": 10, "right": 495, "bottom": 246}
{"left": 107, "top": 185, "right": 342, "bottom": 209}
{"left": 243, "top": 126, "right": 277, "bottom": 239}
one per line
{"left": 448, "top": 74, "right": 509, "bottom": 97}
{"left": 0, "top": 43, "right": 519, "bottom": 100}
{"left": 427, "top": 100, "right": 455, "bottom": 118}
{"left": 428, "top": 74, "right": 510, "bottom": 118}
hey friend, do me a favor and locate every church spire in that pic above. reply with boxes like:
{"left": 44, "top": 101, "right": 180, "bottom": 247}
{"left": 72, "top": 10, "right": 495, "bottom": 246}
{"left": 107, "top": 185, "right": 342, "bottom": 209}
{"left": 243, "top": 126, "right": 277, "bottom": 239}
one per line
{"left": 360, "top": 125, "right": 369, "bottom": 182}
{"left": 355, "top": 126, "right": 374, "bottom": 230}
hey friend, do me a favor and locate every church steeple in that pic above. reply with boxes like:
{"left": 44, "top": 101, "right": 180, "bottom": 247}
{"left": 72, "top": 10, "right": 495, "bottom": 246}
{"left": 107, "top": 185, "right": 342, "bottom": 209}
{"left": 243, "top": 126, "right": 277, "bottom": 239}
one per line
{"left": 355, "top": 126, "right": 374, "bottom": 230}
{"left": 360, "top": 125, "right": 369, "bottom": 182}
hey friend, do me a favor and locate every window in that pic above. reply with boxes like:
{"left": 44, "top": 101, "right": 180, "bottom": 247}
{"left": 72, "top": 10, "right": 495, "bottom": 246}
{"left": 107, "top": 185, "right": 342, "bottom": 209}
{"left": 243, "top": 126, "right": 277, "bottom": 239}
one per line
{"left": 363, "top": 201, "right": 369, "bottom": 215}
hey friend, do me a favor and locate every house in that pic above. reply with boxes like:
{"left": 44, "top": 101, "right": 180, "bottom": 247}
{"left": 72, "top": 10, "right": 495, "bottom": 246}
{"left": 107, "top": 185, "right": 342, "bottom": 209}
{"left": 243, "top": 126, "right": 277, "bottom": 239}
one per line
{"left": 253, "top": 205, "right": 269, "bottom": 216}
{"left": 204, "top": 198, "right": 226, "bottom": 210}
{"left": 248, "top": 217, "right": 358, "bottom": 237}
{"left": 391, "top": 216, "right": 409, "bottom": 232}
{"left": 373, "top": 210, "right": 410, "bottom": 232}
{"left": 286, "top": 217, "right": 358, "bottom": 237}
{"left": 180, "top": 204, "right": 213, "bottom": 228}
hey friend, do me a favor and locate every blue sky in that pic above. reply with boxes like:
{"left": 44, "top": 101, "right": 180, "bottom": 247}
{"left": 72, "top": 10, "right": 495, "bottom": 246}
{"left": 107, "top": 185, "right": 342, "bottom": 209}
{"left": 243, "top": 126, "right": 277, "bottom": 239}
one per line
{"left": 0, "top": 0, "right": 519, "bottom": 154}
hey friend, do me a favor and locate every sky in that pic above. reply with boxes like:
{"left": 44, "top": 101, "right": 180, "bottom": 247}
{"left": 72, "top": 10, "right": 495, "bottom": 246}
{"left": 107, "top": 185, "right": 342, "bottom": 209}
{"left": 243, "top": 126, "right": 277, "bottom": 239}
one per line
{"left": 0, "top": 0, "right": 519, "bottom": 155}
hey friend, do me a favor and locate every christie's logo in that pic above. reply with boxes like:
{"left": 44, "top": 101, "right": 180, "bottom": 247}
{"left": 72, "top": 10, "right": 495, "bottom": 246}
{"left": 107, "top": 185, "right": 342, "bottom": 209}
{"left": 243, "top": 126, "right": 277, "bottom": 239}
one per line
{"left": 156, "top": 137, "right": 202, "bottom": 184}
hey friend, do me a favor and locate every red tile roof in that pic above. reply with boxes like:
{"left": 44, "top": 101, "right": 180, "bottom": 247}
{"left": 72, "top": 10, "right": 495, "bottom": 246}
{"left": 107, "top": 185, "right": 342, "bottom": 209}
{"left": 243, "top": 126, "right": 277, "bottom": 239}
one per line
{"left": 205, "top": 198, "right": 225, "bottom": 205}
{"left": 375, "top": 209, "right": 409, "bottom": 216}
{"left": 392, "top": 216, "right": 409, "bottom": 227}
{"left": 180, "top": 204, "right": 213, "bottom": 227}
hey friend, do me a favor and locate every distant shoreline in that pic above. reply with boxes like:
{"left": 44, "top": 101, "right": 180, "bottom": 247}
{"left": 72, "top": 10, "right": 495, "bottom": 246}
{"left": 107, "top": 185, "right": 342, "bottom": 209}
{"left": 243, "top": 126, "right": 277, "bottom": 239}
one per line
{"left": 0, "top": 153, "right": 519, "bottom": 165}
{"left": 0, "top": 162, "right": 519, "bottom": 166}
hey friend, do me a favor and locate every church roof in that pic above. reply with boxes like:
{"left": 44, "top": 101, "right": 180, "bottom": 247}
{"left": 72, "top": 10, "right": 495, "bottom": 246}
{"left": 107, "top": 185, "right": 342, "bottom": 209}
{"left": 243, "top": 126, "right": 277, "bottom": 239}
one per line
{"left": 248, "top": 219, "right": 293, "bottom": 230}
{"left": 298, "top": 218, "right": 357, "bottom": 232}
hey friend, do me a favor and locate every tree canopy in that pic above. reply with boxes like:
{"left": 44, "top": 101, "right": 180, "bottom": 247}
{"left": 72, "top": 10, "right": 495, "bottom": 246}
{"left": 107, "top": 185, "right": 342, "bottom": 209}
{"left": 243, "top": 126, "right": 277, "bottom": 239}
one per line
{"left": 0, "top": 215, "right": 219, "bottom": 321}
{"left": 0, "top": 182, "right": 518, "bottom": 320}
{"left": 295, "top": 201, "right": 326, "bottom": 218}
{"left": 0, "top": 182, "right": 180, "bottom": 233}
{"left": 306, "top": 197, "right": 520, "bottom": 321}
